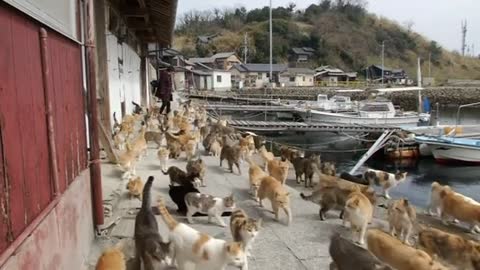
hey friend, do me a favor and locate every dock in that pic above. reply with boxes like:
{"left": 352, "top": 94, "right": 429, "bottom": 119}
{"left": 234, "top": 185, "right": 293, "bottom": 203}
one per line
{"left": 205, "top": 104, "right": 294, "bottom": 112}
{"left": 227, "top": 120, "right": 392, "bottom": 133}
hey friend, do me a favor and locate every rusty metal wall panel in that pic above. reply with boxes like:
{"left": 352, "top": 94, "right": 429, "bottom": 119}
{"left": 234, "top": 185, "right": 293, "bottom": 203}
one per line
{"left": 0, "top": 4, "right": 88, "bottom": 256}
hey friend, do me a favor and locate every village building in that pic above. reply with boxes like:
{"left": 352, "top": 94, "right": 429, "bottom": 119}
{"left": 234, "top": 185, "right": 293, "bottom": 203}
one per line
{"left": 0, "top": 0, "right": 177, "bottom": 269}
{"left": 366, "top": 64, "right": 408, "bottom": 84}
{"left": 279, "top": 67, "right": 316, "bottom": 87}
{"left": 189, "top": 52, "right": 242, "bottom": 70}
{"left": 289, "top": 47, "right": 315, "bottom": 63}
{"left": 314, "top": 66, "right": 358, "bottom": 86}
{"left": 230, "top": 63, "right": 288, "bottom": 89}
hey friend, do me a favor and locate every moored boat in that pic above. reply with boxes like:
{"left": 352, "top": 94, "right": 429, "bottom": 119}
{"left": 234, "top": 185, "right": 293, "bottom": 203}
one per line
{"left": 415, "top": 135, "right": 480, "bottom": 164}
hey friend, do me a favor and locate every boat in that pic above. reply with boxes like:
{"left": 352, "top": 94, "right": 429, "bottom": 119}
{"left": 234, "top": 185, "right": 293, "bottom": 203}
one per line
{"left": 415, "top": 135, "right": 480, "bottom": 164}
{"left": 272, "top": 94, "right": 356, "bottom": 112}
{"left": 298, "top": 99, "right": 430, "bottom": 127}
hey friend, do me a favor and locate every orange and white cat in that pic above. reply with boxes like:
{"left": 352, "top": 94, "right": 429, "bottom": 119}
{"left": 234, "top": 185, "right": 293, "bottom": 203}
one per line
{"left": 439, "top": 187, "right": 480, "bottom": 233}
{"left": 387, "top": 198, "right": 416, "bottom": 245}
{"left": 126, "top": 176, "right": 144, "bottom": 200}
{"left": 267, "top": 159, "right": 290, "bottom": 185}
{"left": 344, "top": 191, "right": 373, "bottom": 245}
{"left": 95, "top": 241, "right": 126, "bottom": 270}
{"left": 157, "top": 147, "right": 170, "bottom": 171}
{"left": 257, "top": 175, "right": 292, "bottom": 225}
{"left": 246, "top": 157, "right": 267, "bottom": 201}
{"left": 117, "top": 143, "right": 138, "bottom": 179}
{"left": 157, "top": 199, "right": 247, "bottom": 270}
{"left": 367, "top": 229, "right": 448, "bottom": 270}
{"left": 259, "top": 145, "right": 274, "bottom": 170}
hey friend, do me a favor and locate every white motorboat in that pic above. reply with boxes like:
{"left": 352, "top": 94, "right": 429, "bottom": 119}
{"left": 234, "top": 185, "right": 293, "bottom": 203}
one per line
{"left": 415, "top": 135, "right": 480, "bottom": 164}
{"left": 298, "top": 100, "right": 430, "bottom": 127}
{"left": 272, "top": 94, "right": 356, "bottom": 112}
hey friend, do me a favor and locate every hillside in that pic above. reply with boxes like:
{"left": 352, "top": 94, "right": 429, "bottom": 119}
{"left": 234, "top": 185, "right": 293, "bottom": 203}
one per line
{"left": 173, "top": 1, "right": 480, "bottom": 82}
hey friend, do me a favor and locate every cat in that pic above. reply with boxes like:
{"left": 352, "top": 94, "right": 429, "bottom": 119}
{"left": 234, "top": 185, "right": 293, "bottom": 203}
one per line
{"left": 427, "top": 181, "right": 480, "bottom": 218}
{"left": 184, "top": 193, "right": 235, "bottom": 227}
{"left": 257, "top": 175, "right": 292, "bottom": 225}
{"left": 279, "top": 146, "right": 301, "bottom": 162}
{"left": 184, "top": 140, "right": 197, "bottom": 160}
{"left": 267, "top": 159, "right": 290, "bottom": 185}
{"left": 230, "top": 209, "right": 262, "bottom": 257}
{"left": 329, "top": 232, "right": 392, "bottom": 270}
{"left": 344, "top": 190, "right": 373, "bottom": 245}
{"left": 258, "top": 145, "right": 274, "bottom": 170}
{"left": 157, "top": 147, "right": 170, "bottom": 171}
{"left": 156, "top": 199, "right": 247, "bottom": 270}
{"left": 95, "top": 241, "right": 126, "bottom": 270}
{"left": 247, "top": 157, "right": 267, "bottom": 201}
{"left": 418, "top": 226, "right": 480, "bottom": 270}
{"left": 186, "top": 158, "right": 207, "bottom": 187}
{"left": 209, "top": 139, "right": 222, "bottom": 157}
{"left": 167, "top": 140, "right": 182, "bottom": 159}
{"left": 162, "top": 166, "right": 202, "bottom": 188}
{"left": 144, "top": 130, "right": 164, "bottom": 148}
{"left": 126, "top": 176, "right": 144, "bottom": 200}
{"left": 239, "top": 135, "right": 255, "bottom": 160}
{"left": 364, "top": 169, "right": 408, "bottom": 199}
{"left": 134, "top": 176, "right": 172, "bottom": 270}
{"left": 320, "top": 162, "right": 336, "bottom": 176}
{"left": 129, "top": 125, "right": 148, "bottom": 158}
{"left": 301, "top": 184, "right": 375, "bottom": 221}
{"left": 439, "top": 187, "right": 480, "bottom": 233}
{"left": 387, "top": 198, "right": 416, "bottom": 245}
{"left": 367, "top": 229, "right": 448, "bottom": 270}
{"left": 219, "top": 137, "right": 242, "bottom": 175}
{"left": 340, "top": 172, "right": 369, "bottom": 185}
{"left": 117, "top": 142, "right": 138, "bottom": 179}
{"left": 304, "top": 155, "right": 321, "bottom": 187}
{"left": 169, "top": 183, "right": 200, "bottom": 215}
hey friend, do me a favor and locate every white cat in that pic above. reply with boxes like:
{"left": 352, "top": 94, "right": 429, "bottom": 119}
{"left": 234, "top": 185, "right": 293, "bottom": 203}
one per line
{"left": 157, "top": 147, "right": 170, "bottom": 171}
{"left": 157, "top": 199, "right": 247, "bottom": 270}
{"left": 184, "top": 193, "right": 235, "bottom": 227}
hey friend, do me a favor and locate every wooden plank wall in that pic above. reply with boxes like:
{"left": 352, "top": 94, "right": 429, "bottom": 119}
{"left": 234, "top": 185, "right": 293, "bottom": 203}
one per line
{"left": 0, "top": 3, "right": 88, "bottom": 255}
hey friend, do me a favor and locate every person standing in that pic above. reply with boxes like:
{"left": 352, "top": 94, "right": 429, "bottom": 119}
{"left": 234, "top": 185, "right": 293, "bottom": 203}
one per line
{"left": 158, "top": 66, "right": 174, "bottom": 115}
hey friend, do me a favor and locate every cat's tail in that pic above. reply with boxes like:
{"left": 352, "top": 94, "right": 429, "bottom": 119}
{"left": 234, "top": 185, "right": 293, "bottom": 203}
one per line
{"left": 161, "top": 168, "right": 169, "bottom": 175}
{"left": 113, "top": 112, "right": 119, "bottom": 125}
{"left": 141, "top": 176, "right": 155, "bottom": 210}
{"left": 157, "top": 198, "right": 178, "bottom": 231}
{"left": 300, "top": 192, "right": 313, "bottom": 201}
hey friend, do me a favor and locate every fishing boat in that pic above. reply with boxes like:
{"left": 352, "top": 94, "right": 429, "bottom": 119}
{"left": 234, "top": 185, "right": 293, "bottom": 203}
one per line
{"left": 298, "top": 99, "right": 430, "bottom": 126}
{"left": 414, "top": 135, "right": 480, "bottom": 164}
{"left": 272, "top": 94, "right": 356, "bottom": 112}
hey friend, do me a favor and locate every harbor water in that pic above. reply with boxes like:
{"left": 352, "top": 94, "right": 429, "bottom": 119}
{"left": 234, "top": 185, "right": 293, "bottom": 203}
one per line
{"left": 229, "top": 105, "right": 480, "bottom": 207}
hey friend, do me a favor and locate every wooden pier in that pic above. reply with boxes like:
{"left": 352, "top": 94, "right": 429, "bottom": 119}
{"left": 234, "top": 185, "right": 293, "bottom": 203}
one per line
{"left": 205, "top": 104, "right": 294, "bottom": 112}
{"left": 227, "top": 120, "right": 391, "bottom": 133}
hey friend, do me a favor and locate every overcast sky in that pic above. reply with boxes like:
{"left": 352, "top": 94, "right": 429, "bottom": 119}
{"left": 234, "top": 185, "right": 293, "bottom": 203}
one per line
{"left": 176, "top": 0, "right": 479, "bottom": 54}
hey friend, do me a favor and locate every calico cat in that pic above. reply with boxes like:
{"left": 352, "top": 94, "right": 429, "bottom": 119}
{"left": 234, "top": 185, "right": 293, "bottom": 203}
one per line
{"left": 184, "top": 193, "right": 235, "bottom": 227}
{"left": 134, "top": 176, "right": 172, "bottom": 270}
{"left": 364, "top": 169, "right": 407, "bottom": 199}
{"left": 340, "top": 172, "right": 369, "bottom": 185}
{"left": 157, "top": 199, "right": 247, "bottom": 270}
{"left": 162, "top": 166, "right": 202, "bottom": 188}
{"left": 344, "top": 191, "right": 374, "bottom": 245}
{"left": 95, "top": 241, "right": 126, "bottom": 270}
{"left": 387, "top": 198, "right": 416, "bottom": 245}
{"left": 230, "top": 209, "right": 262, "bottom": 257}
{"left": 157, "top": 147, "right": 170, "bottom": 171}
{"left": 126, "top": 176, "right": 144, "bottom": 200}
{"left": 257, "top": 175, "right": 292, "bottom": 225}
{"left": 169, "top": 183, "right": 200, "bottom": 215}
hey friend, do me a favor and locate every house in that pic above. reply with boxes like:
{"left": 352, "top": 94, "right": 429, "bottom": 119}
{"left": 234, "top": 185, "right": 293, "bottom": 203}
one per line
{"left": 196, "top": 33, "right": 219, "bottom": 44}
{"left": 314, "top": 66, "right": 358, "bottom": 86}
{"left": 289, "top": 47, "right": 315, "bottom": 63}
{"left": 366, "top": 64, "right": 408, "bottom": 84}
{"left": 279, "top": 68, "right": 316, "bottom": 87}
{"left": 0, "top": 0, "right": 177, "bottom": 269}
{"left": 189, "top": 52, "right": 242, "bottom": 71}
{"left": 230, "top": 63, "right": 288, "bottom": 89}
{"left": 192, "top": 62, "right": 232, "bottom": 91}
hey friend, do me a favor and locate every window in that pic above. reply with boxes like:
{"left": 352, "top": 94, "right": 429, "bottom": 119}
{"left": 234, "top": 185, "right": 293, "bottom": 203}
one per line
{"left": 257, "top": 74, "right": 262, "bottom": 80}
{"left": 217, "top": 75, "right": 222, "bottom": 83}
{"left": 290, "top": 77, "right": 295, "bottom": 82}
{"left": 303, "top": 76, "right": 306, "bottom": 82}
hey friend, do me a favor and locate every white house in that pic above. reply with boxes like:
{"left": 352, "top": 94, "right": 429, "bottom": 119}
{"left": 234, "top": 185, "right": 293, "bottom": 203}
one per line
{"left": 279, "top": 68, "right": 315, "bottom": 87}
{"left": 212, "top": 70, "right": 231, "bottom": 91}
{"left": 230, "top": 63, "right": 288, "bottom": 89}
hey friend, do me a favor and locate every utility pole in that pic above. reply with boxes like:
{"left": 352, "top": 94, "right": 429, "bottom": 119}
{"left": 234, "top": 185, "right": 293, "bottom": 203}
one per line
{"left": 428, "top": 52, "right": 431, "bottom": 77}
{"left": 269, "top": 0, "right": 273, "bottom": 87}
{"left": 243, "top": 33, "right": 248, "bottom": 63}
{"left": 461, "top": 20, "right": 467, "bottom": 56}
{"left": 381, "top": 41, "right": 385, "bottom": 86}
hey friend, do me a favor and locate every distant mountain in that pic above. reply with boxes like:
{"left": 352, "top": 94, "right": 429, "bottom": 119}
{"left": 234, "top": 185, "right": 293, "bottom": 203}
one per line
{"left": 174, "top": 1, "right": 480, "bottom": 82}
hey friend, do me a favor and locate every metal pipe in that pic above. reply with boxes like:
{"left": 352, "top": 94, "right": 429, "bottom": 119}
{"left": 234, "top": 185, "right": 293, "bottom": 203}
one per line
{"left": 85, "top": 0, "right": 104, "bottom": 226}
{"left": 381, "top": 41, "right": 385, "bottom": 86}
{"left": 39, "top": 28, "right": 60, "bottom": 197}
{"left": 455, "top": 102, "right": 480, "bottom": 127}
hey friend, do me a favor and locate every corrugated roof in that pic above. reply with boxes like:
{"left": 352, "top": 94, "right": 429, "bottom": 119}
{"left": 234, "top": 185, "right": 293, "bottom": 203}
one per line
{"left": 281, "top": 67, "right": 315, "bottom": 75}
{"left": 146, "top": 0, "right": 178, "bottom": 46}
{"left": 232, "top": 63, "right": 287, "bottom": 73}
{"left": 211, "top": 52, "right": 236, "bottom": 59}
{"left": 189, "top": 57, "right": 215, "bottom": 64}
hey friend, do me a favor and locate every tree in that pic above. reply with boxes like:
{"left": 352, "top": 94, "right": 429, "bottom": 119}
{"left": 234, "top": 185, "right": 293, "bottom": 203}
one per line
{"left": 429, "top": 41, "right": 442, "bottom": 64}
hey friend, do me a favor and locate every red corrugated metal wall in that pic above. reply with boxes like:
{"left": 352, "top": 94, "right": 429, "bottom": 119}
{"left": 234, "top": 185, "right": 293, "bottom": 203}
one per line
{"left": 0, "top": 4, "right": 88, "bottom": 255}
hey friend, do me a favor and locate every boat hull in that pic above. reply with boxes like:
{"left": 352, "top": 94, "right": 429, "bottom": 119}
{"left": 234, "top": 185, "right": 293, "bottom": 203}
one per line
{"left": 431, "top": 146, "right": 480, "bottom": 164}
{"left": 298, "top": 109, "right": 422, "bottom": 126}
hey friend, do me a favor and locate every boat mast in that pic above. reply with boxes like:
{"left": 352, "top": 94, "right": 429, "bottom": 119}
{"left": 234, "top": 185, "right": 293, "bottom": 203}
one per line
{"left": 417, "top": 57, "right": 422, "bottom": 113}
